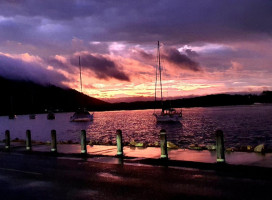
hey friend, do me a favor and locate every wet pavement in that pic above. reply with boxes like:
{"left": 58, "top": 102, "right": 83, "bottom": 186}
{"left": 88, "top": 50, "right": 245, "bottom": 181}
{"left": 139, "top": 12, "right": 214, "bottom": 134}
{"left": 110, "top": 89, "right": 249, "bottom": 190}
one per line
{"left": 0, "top": 150, "right": 272, "bottom": 200}
{"left": 1, "top": 142, "right": 272, "bottom": 199}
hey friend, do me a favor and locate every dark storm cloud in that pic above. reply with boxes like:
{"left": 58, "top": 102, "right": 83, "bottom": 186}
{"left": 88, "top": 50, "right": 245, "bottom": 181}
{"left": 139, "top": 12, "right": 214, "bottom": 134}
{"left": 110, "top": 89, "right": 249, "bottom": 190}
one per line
{"left": 47, "top": 57, "right": 71, "bottom": 71}
{"left": 85, "top": 0, "right": 272, "bottom": 43}
{"left": 131, "top": 48, "right": 155, "bottom": 65}
{"left": 131, "top": 47, "right": 200, "bottom": 71}
{"left": 0, "top": 0, "right": 96, "bottom": 20}
{"left": 137, "top": 49, "right": 155, "bottom": 60}
{"left": 1, "top": 0, "right": 272, "bottom": 45}
{"left": 185, "top": 49, "right": 199, "bottom": 58}
{"left": 163, "top": 48, "right": 200, "bottom": 71}
{"left": 70, "top": 54, "right": 130, "bottom": 81}
{"left": 0, "top": 54, "right": 68, "bottom": 86}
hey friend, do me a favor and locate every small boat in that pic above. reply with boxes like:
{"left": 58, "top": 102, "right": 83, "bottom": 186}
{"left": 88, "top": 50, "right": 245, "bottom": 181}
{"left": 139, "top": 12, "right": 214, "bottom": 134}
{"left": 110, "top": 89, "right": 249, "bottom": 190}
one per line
{"left": 153, "top": 41, "right": 182, "bottom": 122}
{"left": 8, "top": 114, "right": 16, "bottom": 120}
{"left": 29, "top": 114, "right": 36, "bottom": 119}
{"left": 47, "top": 111, "right": 55, "bottom": 120}
{"left": 70, "top": 108, "right": 93, "bottom": 122}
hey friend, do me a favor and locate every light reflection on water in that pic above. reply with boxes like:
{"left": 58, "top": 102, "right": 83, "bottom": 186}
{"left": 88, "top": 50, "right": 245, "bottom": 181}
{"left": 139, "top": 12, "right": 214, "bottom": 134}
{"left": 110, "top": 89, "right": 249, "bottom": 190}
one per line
{"left": 0, "top": 104, "right": 272, "bottom": 149}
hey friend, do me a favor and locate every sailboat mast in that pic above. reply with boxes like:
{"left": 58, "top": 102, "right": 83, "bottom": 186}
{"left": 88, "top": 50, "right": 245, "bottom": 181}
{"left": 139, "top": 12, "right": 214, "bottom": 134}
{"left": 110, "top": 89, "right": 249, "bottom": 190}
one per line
{"left": 155, "top": 43, "right": 158, "bottom": 104}
{"left": 158, "top": 41, "right": 163, "bottom": 104}
{"left": 79, "top": 56, "right": 83, "bottom": 93}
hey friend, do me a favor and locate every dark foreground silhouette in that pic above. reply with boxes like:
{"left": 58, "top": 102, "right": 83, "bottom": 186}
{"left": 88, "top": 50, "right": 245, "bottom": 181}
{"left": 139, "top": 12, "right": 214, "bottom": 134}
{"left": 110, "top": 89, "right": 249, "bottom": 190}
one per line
{"left": 1, "top": 76, "right": 272, "bottom": 115}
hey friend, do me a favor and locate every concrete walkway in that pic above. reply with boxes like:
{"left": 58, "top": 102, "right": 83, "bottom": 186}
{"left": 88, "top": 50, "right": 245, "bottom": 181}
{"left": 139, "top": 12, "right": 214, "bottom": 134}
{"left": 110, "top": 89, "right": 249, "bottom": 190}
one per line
{"left": 1, "top": 142, "right": 272, "bottom": 199}
{"left": 1, "top": 148, "right": 272, "bottom": 200}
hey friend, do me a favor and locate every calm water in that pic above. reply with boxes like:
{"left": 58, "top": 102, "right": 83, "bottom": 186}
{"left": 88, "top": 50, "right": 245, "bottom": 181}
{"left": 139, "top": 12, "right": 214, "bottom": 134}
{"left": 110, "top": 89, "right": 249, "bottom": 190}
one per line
{"left": 1, "top": 104, "right": 272, "bottom": 149}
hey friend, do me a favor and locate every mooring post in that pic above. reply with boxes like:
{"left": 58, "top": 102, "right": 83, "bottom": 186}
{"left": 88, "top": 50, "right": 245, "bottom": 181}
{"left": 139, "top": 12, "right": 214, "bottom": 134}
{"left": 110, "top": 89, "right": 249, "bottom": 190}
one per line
{"left": 116, "top": 129, "right": 123, "bottom": 156}
{"left": 26, "top": 130, "right": 32, "bottom": 151}
{"left": 51, "top": 129, "right": 57, "bottom": 153}
{"left": 5, "top": 130, "right": 10, "bottom": 150}
{"left": 216, "top": 130, "right": 225, "bottom": 163}
{"left": 160, "top": 129, "right": 168, "bottom": 159}
{"left": 81, "top": 130, "right": 87, "bottom": 154}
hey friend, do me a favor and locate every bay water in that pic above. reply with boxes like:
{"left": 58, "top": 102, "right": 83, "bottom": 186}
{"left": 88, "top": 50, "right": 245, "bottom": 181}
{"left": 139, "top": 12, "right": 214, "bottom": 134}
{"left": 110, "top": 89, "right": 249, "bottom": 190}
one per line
{"left": 1, "top": 104, "right": 272, "bottom": 149}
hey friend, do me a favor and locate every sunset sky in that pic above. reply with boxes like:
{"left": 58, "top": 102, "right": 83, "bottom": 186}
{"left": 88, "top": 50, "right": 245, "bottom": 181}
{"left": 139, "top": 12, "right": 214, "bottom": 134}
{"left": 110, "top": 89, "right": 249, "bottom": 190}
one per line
{"left": 1, "top": 0, "right": 272, "bottom": 102}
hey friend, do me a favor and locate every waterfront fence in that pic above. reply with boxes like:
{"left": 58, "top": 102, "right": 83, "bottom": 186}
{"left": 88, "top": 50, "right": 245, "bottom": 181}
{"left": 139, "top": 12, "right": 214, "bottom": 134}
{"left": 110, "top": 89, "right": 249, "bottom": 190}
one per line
{"left": 2, "top": 129, "right": 225, "bottom": 163}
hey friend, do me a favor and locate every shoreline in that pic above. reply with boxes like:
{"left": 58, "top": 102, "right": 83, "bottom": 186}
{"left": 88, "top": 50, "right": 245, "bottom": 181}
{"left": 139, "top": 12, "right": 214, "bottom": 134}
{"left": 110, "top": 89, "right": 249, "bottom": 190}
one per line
{"left": 1, "top": 142, "right": 272, "bottom": 168}
{"left": 1, "top": 102, "right": 272, "bottom": 117}
{"left": 2, "top": 139, "right": 271, "bottom": 153}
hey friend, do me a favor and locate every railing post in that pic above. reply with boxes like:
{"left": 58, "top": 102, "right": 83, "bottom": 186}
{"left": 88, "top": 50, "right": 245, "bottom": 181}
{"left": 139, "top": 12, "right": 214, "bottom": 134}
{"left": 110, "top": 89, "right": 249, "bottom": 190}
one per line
{"left": 5, "top": 130, "right": 10, "bottom": 150}
{"left": 26, "top": 130, "right": 32, "bottom": 151}
{"left": 116, "top": 129, "right": 123, "bottom": 156}
{"left": 51, "top": 130, "right": 57, "bottom": 153}
{"left": 81, "top": 130, "right": 87, "bottom": 154}
{"left": 160, "top": 129, "right": 168, "bottom": 159}
{"left": 216, "top": 130, "right": 225, "bottom": 163}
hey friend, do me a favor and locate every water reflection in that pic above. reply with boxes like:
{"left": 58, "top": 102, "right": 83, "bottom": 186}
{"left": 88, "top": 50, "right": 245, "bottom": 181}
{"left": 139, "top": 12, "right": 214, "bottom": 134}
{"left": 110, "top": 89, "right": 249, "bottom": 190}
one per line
{"left": 156, "top": 122, "right": 183, "bottom": 145}
{"left": 1, "top": 104, "right": 272, "bottom": 149}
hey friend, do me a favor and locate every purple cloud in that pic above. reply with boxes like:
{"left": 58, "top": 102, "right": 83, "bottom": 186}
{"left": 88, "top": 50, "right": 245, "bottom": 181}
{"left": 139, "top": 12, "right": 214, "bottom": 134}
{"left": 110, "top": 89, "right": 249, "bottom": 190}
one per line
{"left": 70, "top": 54, "right": 130, "bottom": 81}
{"left": 1, "top": 0, "right": 271, "bottom": 47}
{"left": 163, "top": 48, "right": 200, "bottom": 71}
{"left": 0, "top": 54, "right": 68, "bottom": 86}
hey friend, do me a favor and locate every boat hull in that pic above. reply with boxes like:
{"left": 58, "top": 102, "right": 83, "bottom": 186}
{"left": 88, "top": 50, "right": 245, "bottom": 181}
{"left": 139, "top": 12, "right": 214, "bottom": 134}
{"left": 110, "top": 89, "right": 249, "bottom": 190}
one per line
{"left": 8, "top": 114, "right": 16, "bottom": 120}
{"left": 47, "top": 113, "right": 55, "bottom": 120}
{"left": 29, "top": 114, "right": 36, "bottom": 119}
{"left": 70, "top": 116, "right": 93, "bottom": 122}
{"left": 70, "top": 112, "right": 93, "bottom": 122}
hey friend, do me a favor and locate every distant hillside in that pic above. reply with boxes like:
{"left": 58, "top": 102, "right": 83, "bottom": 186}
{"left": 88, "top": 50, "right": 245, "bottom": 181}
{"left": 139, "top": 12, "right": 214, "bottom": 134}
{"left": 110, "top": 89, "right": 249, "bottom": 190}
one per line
{"left": 0, "top": 76, "right": 110, "bottom": 115}
{"left": 1, "top": 76, "right": 272, "bottom": 116}
{"left": 109, "top": 92, "right": 272, "bottom": 111}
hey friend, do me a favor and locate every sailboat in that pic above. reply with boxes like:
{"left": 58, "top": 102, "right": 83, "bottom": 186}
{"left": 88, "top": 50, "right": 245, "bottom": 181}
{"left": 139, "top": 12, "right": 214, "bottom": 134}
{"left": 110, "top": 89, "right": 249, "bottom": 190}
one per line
{"left": 153, "top": 41, "right": 182, "bottom": 122}
{"left": 70, "top": 56, "right": 94, "bottom": 122}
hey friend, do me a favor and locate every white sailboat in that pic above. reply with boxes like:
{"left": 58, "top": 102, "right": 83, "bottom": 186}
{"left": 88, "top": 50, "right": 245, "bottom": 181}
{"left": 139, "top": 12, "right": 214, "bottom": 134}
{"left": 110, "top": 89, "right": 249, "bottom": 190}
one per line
{"left": 153, "top": 41, "right": 182, "bottom": 122}
{"left": 70, "top": 107, "right": 93, "bottom": 122}
{"left": 70, "top": 56, "right": 93, "bottom": 122}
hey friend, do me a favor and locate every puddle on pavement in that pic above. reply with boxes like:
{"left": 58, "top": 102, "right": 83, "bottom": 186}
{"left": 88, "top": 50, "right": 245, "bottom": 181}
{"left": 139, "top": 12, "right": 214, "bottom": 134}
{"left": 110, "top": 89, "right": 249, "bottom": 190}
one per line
{"left": 96, "top": 172, "right": 123, "bottom": 181}
{"left": 88, "top": 157, "right": 123, "bottom": 164}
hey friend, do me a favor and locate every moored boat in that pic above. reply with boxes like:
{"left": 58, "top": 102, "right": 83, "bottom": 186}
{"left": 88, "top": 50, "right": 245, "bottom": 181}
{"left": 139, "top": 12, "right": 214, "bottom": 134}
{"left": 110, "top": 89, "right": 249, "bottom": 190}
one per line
{"left": 47, "top": 111, "right": 55, "bottom": 120}
{"left": 153, "top": 41, "right": 182, "bottom": 122}
{"left": 8, "top": 114, "right": 16, "bottom": 120}
{"left": 70, "top": 56, "right": 94, "bottom": 122}
{"left": 29, "top": 114, "right": 36, "bottom": 119}
{"left": 153, "top": 108, "right": 182, "bottom": 122}
{"left": 70, "top": 108, "right": 93, "bottom": 122}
